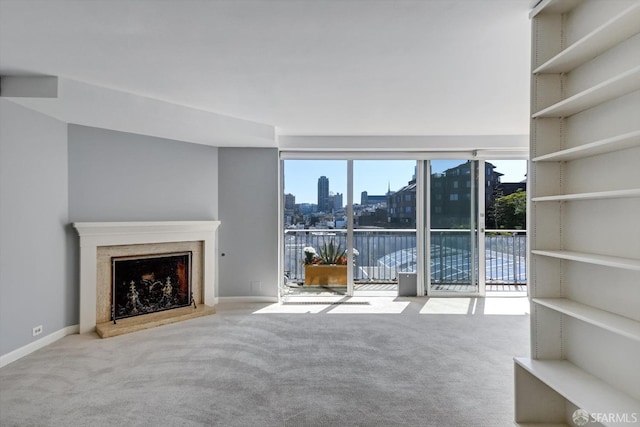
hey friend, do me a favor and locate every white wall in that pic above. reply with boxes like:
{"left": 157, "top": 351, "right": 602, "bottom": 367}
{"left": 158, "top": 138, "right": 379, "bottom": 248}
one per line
{"left": 0, "top": 100, "right": 71, "bottom": 355}
{"left": 68, "top": 125, "right": 219, "bottom": 221}
{"left": 218, "top": 148, "right": 279, "bottom": 298}
{"left": 278, "top": 135, "right": 529, "bottom": 156}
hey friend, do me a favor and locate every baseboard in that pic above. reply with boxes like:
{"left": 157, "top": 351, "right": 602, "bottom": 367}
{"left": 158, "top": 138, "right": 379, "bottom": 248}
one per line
{"left": 0, "top": 324, "right": 79, "bottom": 368}
{"left": 217, "top": 296, "right": 278, "bottom": 304}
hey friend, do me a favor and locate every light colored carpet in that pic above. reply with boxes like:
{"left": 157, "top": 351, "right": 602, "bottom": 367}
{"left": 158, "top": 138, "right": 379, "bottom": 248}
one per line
{"left": 0, "top": 297, "right": 529, "bottom": 427}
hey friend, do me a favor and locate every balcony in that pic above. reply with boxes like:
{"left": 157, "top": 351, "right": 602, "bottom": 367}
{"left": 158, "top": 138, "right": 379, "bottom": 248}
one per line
{"left": 283, "top": 229, "right": 527, "bottom": 292}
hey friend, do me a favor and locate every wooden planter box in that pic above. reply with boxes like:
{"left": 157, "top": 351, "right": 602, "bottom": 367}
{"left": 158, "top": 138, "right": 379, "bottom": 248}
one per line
{"left": 304, "top": 264, "right": 347, "bottom": 286}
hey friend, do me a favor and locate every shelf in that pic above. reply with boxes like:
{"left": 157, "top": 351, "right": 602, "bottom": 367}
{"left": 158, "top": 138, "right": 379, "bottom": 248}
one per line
{"left": 532, "top": 66, "right": 640, "bottom": 118}
{"left": 531, "top": 188, "right": 640, "bottom": 202}
{"left": 533, "top": 298, "right": 640, "bottom": 342}
{"left": 531, "top": 250, "right": 640, "bottom": 271}
{"left": 530, "top": 0, "right": 580, "bottom": 18}
{"left": 534, "top": 4, "right": 640, "bottom": 74}
{"left": 515, "top": 358, "right": 640, "bottom": 425}
{"left": 532, "top": 130, "right": 640, "bottom": 162}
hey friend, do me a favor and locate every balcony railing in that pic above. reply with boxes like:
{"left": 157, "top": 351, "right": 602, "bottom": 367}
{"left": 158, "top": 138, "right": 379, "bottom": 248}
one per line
{"left": 284, "top": 229, "right": 527, "bottom": 285}
{"left": 485, "top": 230, "right": 527, "bottom": 285}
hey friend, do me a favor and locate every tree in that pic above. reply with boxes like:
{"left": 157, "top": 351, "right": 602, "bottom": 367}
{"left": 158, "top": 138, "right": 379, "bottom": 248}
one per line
{"left": 493, "top": 189, "right": 526, "bottom": 229}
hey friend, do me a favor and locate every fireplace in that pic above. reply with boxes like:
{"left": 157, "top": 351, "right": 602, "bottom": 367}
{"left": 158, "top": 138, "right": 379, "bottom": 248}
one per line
{"left": 73, "top": 221, "right": 220, "bottom": 337}
{"left": 112, "top": 252, "right": 192, "bottom": 320}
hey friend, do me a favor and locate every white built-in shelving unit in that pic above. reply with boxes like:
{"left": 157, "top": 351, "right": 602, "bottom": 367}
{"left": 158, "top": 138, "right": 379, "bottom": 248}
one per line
{"left": 515, "top": 0, "right": 640, "bottom": 425}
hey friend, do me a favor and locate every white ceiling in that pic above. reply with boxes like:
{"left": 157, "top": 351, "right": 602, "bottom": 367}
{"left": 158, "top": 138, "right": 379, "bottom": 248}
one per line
{"left": 0, "top": 0, "right": 532, "bottom": 146}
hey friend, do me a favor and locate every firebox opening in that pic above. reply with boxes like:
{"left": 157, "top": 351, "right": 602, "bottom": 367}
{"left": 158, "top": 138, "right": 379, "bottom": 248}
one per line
{"left": 112, "top": 252, "right": 192, "bottom": 320}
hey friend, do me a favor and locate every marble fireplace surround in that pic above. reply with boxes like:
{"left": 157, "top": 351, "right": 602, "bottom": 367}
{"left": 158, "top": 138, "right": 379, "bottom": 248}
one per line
{"left": 73, "top": 221, "right": 220, "bottom": 334}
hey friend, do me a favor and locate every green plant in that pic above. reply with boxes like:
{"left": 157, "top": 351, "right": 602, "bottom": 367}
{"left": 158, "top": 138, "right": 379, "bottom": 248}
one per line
{"left": 303, "top": 240, "right": 358, "bottom": 265}
{"left": 318, "top": 240, "right": 346, "bottom": 265}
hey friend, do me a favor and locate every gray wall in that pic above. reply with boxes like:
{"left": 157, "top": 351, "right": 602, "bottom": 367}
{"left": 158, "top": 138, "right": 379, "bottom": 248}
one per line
{"left": 68, "top": 125, "right": 219, "bottom": 221}
{"left": 0, "top": 100, "right": 72, "bottom": 355}
{"left": 218, "top": 148, "right": 279, "bottom": 298}
{"left": 1, "top": 117, "right": 274, "bottom": 357}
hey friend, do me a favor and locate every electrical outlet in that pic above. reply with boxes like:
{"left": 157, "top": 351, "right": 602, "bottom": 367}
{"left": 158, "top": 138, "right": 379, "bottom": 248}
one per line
{"left": 32, "top": 325, "right": 43, "bottom": 337}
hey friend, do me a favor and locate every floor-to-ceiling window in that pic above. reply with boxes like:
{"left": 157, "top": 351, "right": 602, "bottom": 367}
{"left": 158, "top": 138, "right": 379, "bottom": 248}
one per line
{"left": 427, "top": 160, "right": 482, "bottom": 294}
{"left": 280, "top": 154, "right": 527, "bottom": 299}
{"left": 353, "top": 160, "right": 418, "bottom": 295}
{"left": 282, "top": 160, "right": 348, "bottom": 296}
{"left": 483, "top": 159, "right": 527, "bottom": 292}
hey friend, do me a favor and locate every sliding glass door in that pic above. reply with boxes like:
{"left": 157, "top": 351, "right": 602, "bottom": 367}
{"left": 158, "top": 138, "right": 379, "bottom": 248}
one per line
{"left": 282, "top": 160, "right": 348, "bottom": 296}
{"left": 427, "top": 160, "right": 484, "bottom": 294}
{"left": 353, "top": 160, "right": 418, "bottom": 295}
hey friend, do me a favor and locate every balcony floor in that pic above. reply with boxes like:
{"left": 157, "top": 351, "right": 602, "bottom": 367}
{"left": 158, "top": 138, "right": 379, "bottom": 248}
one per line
{"left": 283, "top": 282, "right": 527, "bottom": 296}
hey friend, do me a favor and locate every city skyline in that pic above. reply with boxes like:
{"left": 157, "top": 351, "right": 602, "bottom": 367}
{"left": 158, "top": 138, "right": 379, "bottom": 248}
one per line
{"left": 284, "top": 160, "right": 526, "bottom": 204}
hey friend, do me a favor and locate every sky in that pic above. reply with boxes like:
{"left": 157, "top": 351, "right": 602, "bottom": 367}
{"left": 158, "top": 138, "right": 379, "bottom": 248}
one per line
{"left": 284, "top": 159, "right": 527, "bottom": 204}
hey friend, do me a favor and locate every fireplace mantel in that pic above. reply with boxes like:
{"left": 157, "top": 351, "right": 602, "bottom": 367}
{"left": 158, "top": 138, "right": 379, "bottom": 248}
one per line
{"left": 73, "top": 221, "right": 220, "bottom": 334}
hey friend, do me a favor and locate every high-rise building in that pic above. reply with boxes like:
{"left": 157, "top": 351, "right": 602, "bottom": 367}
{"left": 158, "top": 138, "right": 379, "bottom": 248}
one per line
{"left": 327, "top": 192, "right": 343, "bottom": 212}
{"left": 317, "top": 176, "right": 329, "bottom": 212}
{"left": 333, "top": 192, "right": 343, "bottom": 210}
{"left": 361, "top": 191, "right": 368, "bottom": 205}
{"left": 284, "top": 193, "right": 296, "bottom": 210}
{"left": 283, "top": 193, "right": 296, "bottom": 225}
